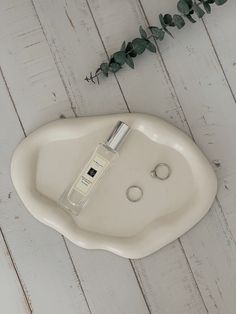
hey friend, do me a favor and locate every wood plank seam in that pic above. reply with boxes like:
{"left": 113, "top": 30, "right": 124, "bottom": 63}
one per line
{"left": 28, "top": 0, "right": 236, "bottom": 311}
{"left": 18, "top": 1, "right": 236, "bottom": 312}
{"left": 28, "top": 3, "right": 149, "bottom": 313}
{"left": 84, "top": 0, "right": 131, "bottom": 112}
{"left": 28, "top": 0, "right": 158, "bottom": 314}
{"left": 0, "top": 65, "right": 33, "bottom": 311}
{"left": 83, "top": 0, "right": 236, "bottom": 311}
{"left": 137, "top": 0, "right": 236, "bottom": 244}
{"left": 28, "top": 2, "right": 156, "bottom": 312}
{"left": 29, "top": 0, "right": 212, "bottom": 311}
{"left": 129, "top": 260, "right": 152, "bottom": 314}
{"left": 84, "top": 0, "right": 210, "bottom": 310}
{"left": 30, "top": 0, "right": 78, "bottom": 117}
{"left": 0, "top": 66, "right": 27, "bottom": 137}
{"left": 136, "top": 0, "right": 194, "bottom": 134}
{"left": 1, "top": 1, "right": 152, "bottom": 313}
{"left": 0, "top": 228, "right": 32, "bottom": 313}
{"left": 215, "top": 198, "right": 236, "bottom": 247}
{"left": 76, "top": 1, "right": 211, "bottom": 311}
{"left": 31, "top": 0, "right": 130, "bottom": 116}
{"left": 178, "top": 238, "right": 209, "bottom": 313}
{"left": 1, "top": 2, "right": 92, "bottom": 309}
{"left": 201, "top": 19, "right": 236, "bottom": 105}
{"left": 0, "top": 57, "right": 92, "bottom": 314}
{"left": 136, "top": 0, "right": 236, "bottom": 310}
{"left": 0, "top": 1, "right": 151, "bottom": 313}
{"left": 132, "top": 2, "right": 216, "bottom": 310}
{"left": 61, "top": 236, "right": 93, "bottom": 314}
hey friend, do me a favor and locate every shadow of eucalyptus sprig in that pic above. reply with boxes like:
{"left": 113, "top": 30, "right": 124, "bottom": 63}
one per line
{"left": 85, "top": 0, "right": 228, "bottom": 84}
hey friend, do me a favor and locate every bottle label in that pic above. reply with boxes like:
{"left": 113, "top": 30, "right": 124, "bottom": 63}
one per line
{"left": 74, "top": 154, "right": 109, "bottom": 196}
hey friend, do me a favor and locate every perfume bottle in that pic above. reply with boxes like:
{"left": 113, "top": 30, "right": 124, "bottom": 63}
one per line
{"left": 59, "top": 121, "right": 130, "bottom": 215}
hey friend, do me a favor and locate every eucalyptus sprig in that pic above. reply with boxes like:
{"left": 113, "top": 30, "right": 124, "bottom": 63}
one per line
{"left": 85, "top": 0, "right": 228, "bottom": 84}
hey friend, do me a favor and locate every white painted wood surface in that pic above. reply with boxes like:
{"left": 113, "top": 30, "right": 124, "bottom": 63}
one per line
{"left": 0, "top": 0, "right": 235, "bottom": 313}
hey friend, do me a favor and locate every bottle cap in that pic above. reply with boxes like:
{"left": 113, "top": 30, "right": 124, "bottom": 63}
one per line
{"left": 105, "top": 121, "right": 130, "bottom": 150}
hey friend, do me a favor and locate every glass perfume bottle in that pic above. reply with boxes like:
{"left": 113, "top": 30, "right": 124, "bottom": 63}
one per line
{"left": 59, "top": 121, "right": 130, "bottom": 215}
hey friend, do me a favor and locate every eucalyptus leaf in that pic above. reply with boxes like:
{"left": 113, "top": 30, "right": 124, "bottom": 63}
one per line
{"left": 120, "top": 41, "right": 126, "bottom": 51}
{"left": 126, "top": 42, "right": 137, "bottom": 57}
{"left": 125, "top": 42, "right": 133, "bottom": 53}
{"left": 185, "top": 13, "right": 196, "bottom": 23}
{"left": 113, "top": 51, "right": 126, "bottom": 65}
{"left": 149, "top": 26, "right": 165, "bottom": 40}
{"left": 193, "top": 4, "right": 205, "bottom": 18}
{"left": 129, "top": 50, "right": 138, "bottom": 58}
{"left": 109, "top": 62, "right": 121, "bottom": 73}
{"left": 158, "top": 30, "right": 165, "bottom": 41}
{"left": 132, "top": 38, "right": 147, "bottom": 55}
{"left": 159, "top": 14, "right": 166, "bottom": 29}
{"left": 185, "top": 0, "right": 193, "bottom": 6}
{"left": 173, "top": 14, "right": 185, "bottom": 29}
{"left": 100, "top": 63, "right": 109, "bottom": 76}
{"left": 163, "top": 14, "right": 175, "bottom": 27}
{"left": 125, "top": 42, "right": 137, "bottom": 58}
{"left": 203, "top": 2, "right": 211, "bottom": 13}
{"left": 86, "top": 0, "right": 228, "bottom": 83}
{"left": 146, "top": 41, "right": 157, "bottom": 53}
{"left": 215, "top": 0, "right": 228, "bottom": 5}
{"left": 159, "top": 14, "right": 174, "bottom": 38}
{"left": 177, "top": 0, "right": 190, "bottom": 14}
{"left": 125, "top": 55, "right": 134, "bottom": 69}
{"left": 139, "top": 25, "right": 148, "bottom": 39}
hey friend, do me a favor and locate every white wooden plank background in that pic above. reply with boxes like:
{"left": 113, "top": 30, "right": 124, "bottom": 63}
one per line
{"left": 0, "top": 0, "right": 235, "bottom": 313}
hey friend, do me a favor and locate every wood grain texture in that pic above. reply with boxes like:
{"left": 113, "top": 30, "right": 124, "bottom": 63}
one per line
{"left": 0, "top": 0, "right": 151, "bottom": 313}
{"left": 0, "top": 0, "right": 235, "bottom": 313}
{"left": 0, "top": 1, "right": 90, "bottom": 313}
{"left": 0, "top": 0, "right": 73, "bottom": 132}
{"left": 200, "top": 1, "right": 236, "bottom": 239}
{"left": 28, "top": 1, "right": 155, "bottom": 313}
{"left": 32, "top": 0, "right": 128, "bottom": 116}
{"left": 0, "top": 229, "right": 31, "bottom": 314}
{"left": 0, "top": 71, "right": 90, "bottom": 314}
{"left": 66, "top": 244, "right": 151, "bottom": 314}
{"left": 0, "top": 75, "right": 33, "bottom": 314}
{"left": 137, "top": 0, "right": 236, "bottom": 312}
{"left": 202, "top": 1, "right": 236, "bottom": 101}
{"left": 32, "top": 0, "right": 212, "bottom": 313}
{"left": 132, "top": 242, "right": 207, "bottom": 314}
{"left": 59, "top": 0, "right": 236, "bottom": 312}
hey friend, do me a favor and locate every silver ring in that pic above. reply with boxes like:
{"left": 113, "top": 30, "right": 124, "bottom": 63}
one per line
{"left": 150, "top": 163, "right": 171, "bottom": 180}
{"left": 126, "top": 186, "right": 143, "bottom": 202}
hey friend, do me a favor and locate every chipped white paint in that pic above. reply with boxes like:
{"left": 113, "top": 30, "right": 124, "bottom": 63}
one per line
{"left": 0, "top": 229, "right": 31, "bottom": 314}
{"left": 0, "top": 0, "right": 236, "bottom": 313}
{"left": 0, "top": 63, "right": 90, "bottom": 314}
{"left": 32, "top": 0, "right": 208, "bottom": 312}
{"left": 0, "top": 1, "right": 151, "bottom": 313}
{"left": 138, "top": 0, "right": 236, "bottom": 312}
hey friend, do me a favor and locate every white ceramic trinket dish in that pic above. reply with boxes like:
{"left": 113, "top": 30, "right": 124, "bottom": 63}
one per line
{"left": 11, "top": 113, "right": 217, "bottom": 259}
